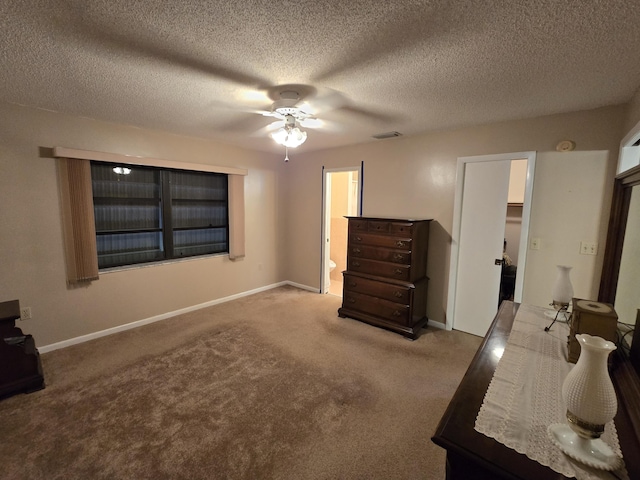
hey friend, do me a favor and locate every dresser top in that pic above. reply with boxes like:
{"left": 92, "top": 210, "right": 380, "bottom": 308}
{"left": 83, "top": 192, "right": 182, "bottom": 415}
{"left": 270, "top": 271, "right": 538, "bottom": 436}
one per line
{"left": 0, "top": 300, "right": 20, "bottom": 323}
{"left": 345, "top": 216, "right": 433, "bottom": 222}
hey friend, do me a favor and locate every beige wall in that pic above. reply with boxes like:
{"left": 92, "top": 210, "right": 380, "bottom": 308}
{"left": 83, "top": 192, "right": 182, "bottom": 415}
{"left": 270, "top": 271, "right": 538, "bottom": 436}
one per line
{"left": 624, "top": 87, "right": 640, "bottom": 135}
{"left": 284, "top": 105, "right": 625, "bottom": 326}
{"left": 0, "top": 100, "right": 629, "bottom": 345}
{"left": 507, "top": 159, "right": 527, "bottom": 204}
{"left": 0, "top": 102, "right": 285, "bottom": 346}
{"left": 523, "top": 151, "right": 612, "bottom": 308}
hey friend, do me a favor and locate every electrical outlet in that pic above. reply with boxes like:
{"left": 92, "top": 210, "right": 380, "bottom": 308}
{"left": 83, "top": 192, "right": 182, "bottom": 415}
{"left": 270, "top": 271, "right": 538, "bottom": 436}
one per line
{"left": 580, "top": 241, "right": 589, "bottom": 254}
{"left": 20, "top": 306, "right": 32, "bottom": 320}
{"left": 580, "top": 242, "right": 598, "bottom": 255}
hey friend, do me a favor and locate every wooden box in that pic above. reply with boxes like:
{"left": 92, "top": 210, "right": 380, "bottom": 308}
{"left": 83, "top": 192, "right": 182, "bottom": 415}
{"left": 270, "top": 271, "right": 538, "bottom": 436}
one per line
{"left": 568, "top": 298, "right": 618, "bottom": 363}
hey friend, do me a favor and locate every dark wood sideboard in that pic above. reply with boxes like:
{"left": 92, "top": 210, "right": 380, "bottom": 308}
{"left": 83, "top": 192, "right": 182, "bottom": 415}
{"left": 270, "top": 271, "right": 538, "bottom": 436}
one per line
{"left": 0, "top": 300, "right": 45, "bottom": 399}
{"left": 338, "top": 217, "right": 431, "bottom": 339}
{"left": 431, "top": 301, "right": 640, "bottom": 480}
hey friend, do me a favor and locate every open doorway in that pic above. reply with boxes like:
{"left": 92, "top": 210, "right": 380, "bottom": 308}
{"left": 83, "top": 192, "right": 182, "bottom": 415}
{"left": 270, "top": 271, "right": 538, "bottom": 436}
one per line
{"left": 499, "top": 159, "right": 528, "bottom": 305}
{"left": 321, "top": 167, "right": 361, "bottom": 296}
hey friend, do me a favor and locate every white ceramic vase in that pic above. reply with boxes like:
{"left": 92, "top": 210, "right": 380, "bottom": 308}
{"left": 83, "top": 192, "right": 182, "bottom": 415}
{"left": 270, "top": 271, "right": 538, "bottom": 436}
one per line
{"left": 561, "top": 334, "right": 617, "bottom": 438}
{"left": 551, "top": 265, "right": 574, "bottom": 309}
{"left": 549, "top": 334, "right": 620, "bottom": 470}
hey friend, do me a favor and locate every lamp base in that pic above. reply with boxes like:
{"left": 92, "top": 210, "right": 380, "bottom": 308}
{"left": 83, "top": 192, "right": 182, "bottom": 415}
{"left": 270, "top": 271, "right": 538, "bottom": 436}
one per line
{"left": 544, "top": 303, "right": 570, "bottom": 332}
{"left": 547, "top": 423, "right": 621, "bottom": 471}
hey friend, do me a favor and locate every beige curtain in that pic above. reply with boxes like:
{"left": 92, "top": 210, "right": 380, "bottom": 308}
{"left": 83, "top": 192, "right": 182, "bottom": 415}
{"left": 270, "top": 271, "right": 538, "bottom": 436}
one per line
{"left": 57, "top": 158, "right": 99, "bottom": 283}
{"left": 228, "top": 174, "right": 245, "bottom": 260}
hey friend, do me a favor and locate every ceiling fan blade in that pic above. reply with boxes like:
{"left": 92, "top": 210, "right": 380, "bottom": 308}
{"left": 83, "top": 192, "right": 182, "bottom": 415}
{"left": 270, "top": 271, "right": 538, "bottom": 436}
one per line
{"left": 298, "top": 117, "right": 331, "bottom": 130}
{"left": 300, "top": 88, "right": 348, "bottom": 115}
{"left": 208, "top": 100, "right": 273, "bottom": 116}
{"left": 339, "top": 105, "right": 401, "bottom": 123}
{"left": 216, "top": 114, "right": 274, "bottom": 133}
{"left": 51, "top": 8, "right": 271, "bottom": 89}
{"left": 311, "top": 3, "right": 459, "bottom": 83}
{"left": 251, "top": 120, "right": 283, "bottom": 137}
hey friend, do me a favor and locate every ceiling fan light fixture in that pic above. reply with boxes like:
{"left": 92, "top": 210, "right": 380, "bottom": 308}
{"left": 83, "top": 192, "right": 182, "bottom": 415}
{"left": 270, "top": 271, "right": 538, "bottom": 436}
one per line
{"left": 271, "top": 127, "right": 289, "bottom": 145}
{"left": 288, "top": 127, "right": 307, "bottom": 146}
{"left": 270, "top": 122, "right": 307, "bottom": 148}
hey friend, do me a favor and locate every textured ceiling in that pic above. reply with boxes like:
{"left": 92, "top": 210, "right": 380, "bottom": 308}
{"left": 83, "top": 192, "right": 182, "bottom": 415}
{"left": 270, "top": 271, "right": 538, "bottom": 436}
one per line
{"left": 2, "top": 1, "right": 640, "bottom": 154}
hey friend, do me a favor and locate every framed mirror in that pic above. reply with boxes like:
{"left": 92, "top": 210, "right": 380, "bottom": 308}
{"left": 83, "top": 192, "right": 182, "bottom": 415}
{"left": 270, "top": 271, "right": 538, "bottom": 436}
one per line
{"left": 599, "top": 161, "right": 640, "bottom": 353}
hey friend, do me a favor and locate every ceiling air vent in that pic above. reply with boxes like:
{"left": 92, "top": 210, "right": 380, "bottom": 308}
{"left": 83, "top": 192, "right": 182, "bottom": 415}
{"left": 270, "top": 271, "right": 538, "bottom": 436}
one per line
{"left": 372, "top": 131, "right": 402, "bottom": 139}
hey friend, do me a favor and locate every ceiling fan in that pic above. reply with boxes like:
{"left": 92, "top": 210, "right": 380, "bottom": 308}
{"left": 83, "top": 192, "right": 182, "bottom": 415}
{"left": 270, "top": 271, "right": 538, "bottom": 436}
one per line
{"left": 256, "top": 90, "right": 328, "bottom": 148}
{"left": 248, "top": 87, "right": 340, "bottom": 161}
{"left": 38, "top": 11, "right": 398, "bottom": 159}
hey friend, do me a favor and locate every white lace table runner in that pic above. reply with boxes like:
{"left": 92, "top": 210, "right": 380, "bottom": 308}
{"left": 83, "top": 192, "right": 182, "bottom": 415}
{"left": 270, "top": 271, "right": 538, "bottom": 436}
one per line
{"left": 474, "top": 303, "right": 628, "bottom": 480}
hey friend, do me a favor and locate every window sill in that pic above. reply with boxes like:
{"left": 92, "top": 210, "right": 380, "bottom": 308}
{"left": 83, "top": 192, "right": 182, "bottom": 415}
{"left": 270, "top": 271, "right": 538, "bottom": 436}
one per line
{"left": 98, "top": 251, "right": 229, "bottom": 275}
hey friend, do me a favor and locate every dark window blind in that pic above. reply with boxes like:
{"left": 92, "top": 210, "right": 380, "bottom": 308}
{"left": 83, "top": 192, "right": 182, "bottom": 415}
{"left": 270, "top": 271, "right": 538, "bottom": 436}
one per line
{"left": 91, "top": 162, "right": 228, "bottom": 269}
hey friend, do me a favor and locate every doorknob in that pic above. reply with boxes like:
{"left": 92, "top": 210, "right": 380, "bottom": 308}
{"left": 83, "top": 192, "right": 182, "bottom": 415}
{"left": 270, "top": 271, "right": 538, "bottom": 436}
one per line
{"left": 495, "top": 259, "right": 503, "bottom": 265}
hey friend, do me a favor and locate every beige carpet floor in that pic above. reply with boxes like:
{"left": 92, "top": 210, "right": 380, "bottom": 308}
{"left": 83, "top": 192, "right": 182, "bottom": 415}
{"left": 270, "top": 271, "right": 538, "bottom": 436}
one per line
{"left": 0, "top": 286, "right": 481, "bottom": 480}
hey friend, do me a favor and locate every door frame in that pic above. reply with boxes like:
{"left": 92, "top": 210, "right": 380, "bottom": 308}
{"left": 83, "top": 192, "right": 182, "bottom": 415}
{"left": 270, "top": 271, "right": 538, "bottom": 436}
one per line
{"left": 320, "top": 165, "right": 363, "bottom": 294}
{"left": 445, "top": 151, "right": 536, "bottom": 330}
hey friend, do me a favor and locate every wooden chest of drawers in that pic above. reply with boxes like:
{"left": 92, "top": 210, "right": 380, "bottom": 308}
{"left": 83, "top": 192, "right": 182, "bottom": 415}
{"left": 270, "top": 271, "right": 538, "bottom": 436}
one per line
{"left": 338, "top": 217, "right": 431, "bottom": 339}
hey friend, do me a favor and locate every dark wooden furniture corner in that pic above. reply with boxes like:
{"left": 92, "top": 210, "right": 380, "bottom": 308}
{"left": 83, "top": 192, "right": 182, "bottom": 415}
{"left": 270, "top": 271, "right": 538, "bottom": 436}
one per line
{"left": 0, "top": 300, "right": 45, "bottom": 400}
{"left": 431, "top": 300, "right": 640, "bottom": 480}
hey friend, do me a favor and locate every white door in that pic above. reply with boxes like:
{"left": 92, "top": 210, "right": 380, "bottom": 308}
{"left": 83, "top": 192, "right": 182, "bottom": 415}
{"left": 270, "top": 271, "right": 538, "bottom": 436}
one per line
{"left": 453, "top": 160, "right": 512, "bottom": 336}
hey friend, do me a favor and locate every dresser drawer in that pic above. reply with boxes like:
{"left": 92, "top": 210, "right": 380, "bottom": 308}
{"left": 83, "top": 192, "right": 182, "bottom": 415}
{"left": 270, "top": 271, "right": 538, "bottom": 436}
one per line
{"left": 367, "top": 220, "right": 391, "bottom": 233}
{"left": 348, "top": 258, "right": 411, "bottom": 281}
{"left": 349, "top": 233, "right": 412, "bottom": 250}
{"left": 348, "top": 219, "right": 415, "bottom": 235}
{"left": 349, "top": 245, "right": 410, "bottom": 264}
{"left": 349, "top": 219, "right": 394, "bottom": 234}
{"left": 342, "top": 291, "right": 411, "bottom": 325}
{"left": 390, "top": 222, "right": 414, "bottom": 236}
{"left": 343, "top": 273, "right": 411, "bottom": 304}
{"left": 349, "top": 218, "right": 368, "bottom": 233}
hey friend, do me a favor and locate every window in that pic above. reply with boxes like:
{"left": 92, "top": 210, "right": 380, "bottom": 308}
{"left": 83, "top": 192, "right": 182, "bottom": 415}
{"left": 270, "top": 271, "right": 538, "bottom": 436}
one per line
{"left": 91, "top": 162, "right": 229, "bottom": 269}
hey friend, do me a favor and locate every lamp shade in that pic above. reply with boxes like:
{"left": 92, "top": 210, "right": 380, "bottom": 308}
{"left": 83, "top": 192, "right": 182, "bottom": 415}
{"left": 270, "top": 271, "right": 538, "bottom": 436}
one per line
{"left": 270, "top": 120, "right": 307, "bottom": 148}
{"left": 551, "top": 265, "right": 574, "bottom": 308}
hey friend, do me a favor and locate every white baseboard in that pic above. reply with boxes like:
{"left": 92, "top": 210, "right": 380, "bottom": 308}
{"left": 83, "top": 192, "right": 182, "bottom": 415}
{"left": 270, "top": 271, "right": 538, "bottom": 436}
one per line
{"left": 39, "top": 281, "right": 297, "bottom": 353}
{"left": 428, "top": 320, "right": 446, "bottom": 330}
{"left": 40, "top": 280, "right": 440, "bottom": 353}
{"left": 284, "top": 281, "right": 320, "bottom": 293}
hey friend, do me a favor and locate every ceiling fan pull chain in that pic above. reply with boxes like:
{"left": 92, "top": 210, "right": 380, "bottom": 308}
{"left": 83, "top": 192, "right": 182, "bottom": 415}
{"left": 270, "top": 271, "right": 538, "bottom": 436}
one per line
{"left": 284, "top": 146, "right": 289, "bottom": 163}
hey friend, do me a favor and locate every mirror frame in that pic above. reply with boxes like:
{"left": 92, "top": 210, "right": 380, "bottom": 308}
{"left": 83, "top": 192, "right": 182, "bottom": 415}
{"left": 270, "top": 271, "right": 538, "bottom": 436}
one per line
{"left": 599, "top": 163, "right": 640, "bottom": 303}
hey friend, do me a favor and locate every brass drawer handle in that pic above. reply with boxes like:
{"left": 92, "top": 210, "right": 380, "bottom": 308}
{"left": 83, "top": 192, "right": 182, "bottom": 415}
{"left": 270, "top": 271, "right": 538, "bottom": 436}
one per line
{"left": 393, "top": 310, "right": 402, "bottom": 317}
{"left": 353, "top": 247, "right": 361, "bottom": 254}
{"left": 394, "top": 268, "right": 403, "bottom": 275}
{"left": 393, "top": 253, "right": 404, "bottom": 261}
{"left": 353, "top": 261, "right": 361, "bottom": 267}
{"left": 394, "top": 291, "right": 403, "bottom": 298}
{"left": 348, "top": 297, "right": 356, "bottom": 304}
{"left": 356, "top": 236, "right": 362, "bottom": 241}
{"left": 396, "top": 240, "right": 406, "bottom": 247}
